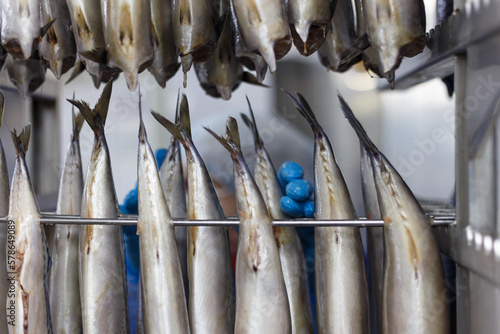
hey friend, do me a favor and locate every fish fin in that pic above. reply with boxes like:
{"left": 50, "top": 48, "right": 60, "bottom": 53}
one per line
{"left": 178, "top": 94, "right": 191, "bottom": 139}
{"left": 0, "top": 90, "right": 4, "bottom": 128}
{"left": 138, "top": 86, "right": 147, "bottom": 143}
{"left": 338, "top": 93, "right": 379, "bottom": 154}
{"left": 242, "top": 72, "right": 269, "bottom": 87}
{"left": 71, "top": 92, "right": 85, "bottom": 140}
{"left": 10, "top": 124, "right": 31, "bottom": 157}
{"left": 65, "top": 61, "right": 86, "bottom": 85}
{"left": 283, "top": 90, "right": 323, "bottom": 136}
{"left": 80, "top": 49, "right": 107, "bottom": 64}
{"left": 40, "top": 18, "right": 56, "bottom": 38}
{"left": 240, "top": 96, "right": 263, "bottom": 149}
{"left": 152, "top": 92, "right": 192, "bottom": 143}
{"left": 205, "top": 117, "right": 241, "bottom": 158}
{"left": 174, "top": 89, "right": 181, "bottom": 124}
{"left": 152, "top": 110, "right": 183, "bottom": 143}
{"left": 339, "top": 33, "right": 370, "bottom": 67}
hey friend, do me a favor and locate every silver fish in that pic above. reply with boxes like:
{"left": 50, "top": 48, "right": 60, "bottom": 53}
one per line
{"left": 340, "top": 95, "right": 449, "bottom": 334}
{"left": 232, "top": 0, "right": 291, "bottom": 73}
{"left": 149, "top": 0, "right": 180, "bottom": 88}
{"left": 241, "top": 99, "right": 313, "bottom": 334}
{"left": 286, "top": 92, "right": 369, "bottom": 333}
{"left": 7, "top": 124, "right": 52, "bottom": 334}
{"left": 68, "top": 82, "right": 129, "bottom": 333}
{"left": 0, "top": 91, "right": 9, "bottom": 333}
{"left": 5, "top": 55, "right": 46, "bottom": 99}
{"left": 49, "top": 110, "right": 84, "bottom": 333}
{"left": 100, "top": 0, "right": 154, "bottom": 91}
{"left": 137, "top": 104, "right": 190, "bottom": 333}
{"left": 207, "top": 117, "right": 291, "bottom": 333}
{"left": 153, "top": 95, "right": 235, "bottom": 333}
{"left": 287, "top": 0, "right": 336, "bottom": 56}
{"left": 39, "top": 0, "right": 77, "bottom": 79}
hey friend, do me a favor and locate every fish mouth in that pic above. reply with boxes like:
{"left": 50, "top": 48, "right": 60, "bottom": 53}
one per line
{"left": 291, "top": 23, "right": 328, "bottom": 57}
{"left": 2, "top": 38, "right": 38, "bottom": 59}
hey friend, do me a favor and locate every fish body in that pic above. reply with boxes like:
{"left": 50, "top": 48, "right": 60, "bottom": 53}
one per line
{"left": 340, "top": 95, "right": 449, "bottom": 334}
{"left": 100, "top": 0, "right": 154, "bottom": 91}
{"left": 7, "top": 125, "right": 52, "bottom": 334}
{"left": 0, "top": 92, "right": 9, "bottom": 333}
{"left": 49, "top": 111, "right": 84, "bottom": 333}
{"left": 149, "top": 0, "right": 179, "bottom": 88}
{"left": 5, "top": 55, "right": 46, "bottom": 99}
{"left": 232, "top": 0, "right": 291, "bottom": 73}
{"left": 207, "top": 118, "right": 291, "bottom": 333}
{"left": 288, "top": 0, "right": 336, "bottom": 56}
{"left": 241, "top": 101, "right": 313, "bottom": 333}
{"left": 68, "top": 82, "right": 129, "bottom": 333}
{"left": 137, "top": 110, "right": 190, "bottom": 333}
{"left": 39, "top": 0, "right": 77, "bottom": 79}
{"left": 153, "top": 95, "right": 235, "bottom": 333}
{"left": 286, "top": 92, "right": 369, "bottom": 333}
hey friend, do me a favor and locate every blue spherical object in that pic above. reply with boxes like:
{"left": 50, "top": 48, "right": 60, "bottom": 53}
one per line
{"left": 277, "top": 171, "right": 288, "bottom": 193}
{"left": 279, "top": 161, "right": 304, "bottom": 183}
{"left": 304, "top": 201, "right": 315, "bottom": 218}
{"left": 286, "top": 179, "right": 313, "bottom": 201}
{"left": 281, "top": 196, "right": 304, "bottom": 218}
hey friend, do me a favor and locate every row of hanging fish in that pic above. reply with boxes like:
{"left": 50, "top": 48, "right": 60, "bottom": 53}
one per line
{"left": 0, "top": 0, "right": 427, "bottom": 98}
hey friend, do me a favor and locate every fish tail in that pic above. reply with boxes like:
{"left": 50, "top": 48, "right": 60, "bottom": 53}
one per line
{"left": 283, "top": 90, "right": 323, "bottom": 136}
{"left": 151, "top": 92, "right": 192, "bottom": 144}
{"left": 0, "top": 89, "right": 4, "bottom": 128}
{"left": 10, "top": 124, "right": 31, "bottom": 157}
{"left": 205, "top": 117, "right": 242, "bottom": 159}
{"left": 339, "top": 33, "right": 370, "bottom": 68}
{"left": 71, "top": 92, "right": 85, "bottom": 141}
{"left": 240, "top": 95, "right": 263, "bottom": 149}
{"left": 138, "top": 85, "right": 148, "bottom": 143}
{"left": 65, "top": 61, "right": 85, "bottom": 85}
{"left": 338, "top": 92, "right": 379, "bottom": 155}
{"left": 67, "top": 81, "right": 113, "bottom": 136}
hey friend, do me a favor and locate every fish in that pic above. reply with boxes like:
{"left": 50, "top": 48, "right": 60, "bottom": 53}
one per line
{"left": 67, "top": 82, "right": 129, "bottom": 333}
{"left": 285, "top": 91, "right": 369, "bottom": 333}
{"left": 136, "top": 98, "right": 190, "bottom": 333}
{"left": 66, "top": 60, "right": 121, "bottom": 89}
{"left": 287, "top": 0, "right": 336, "bottom": 56}
{"left": 0, "top": 91, "right": 9, "bottom": 333}
{"left": 0, "top": 0, "right": 54, "bottom": 59}
{"left": 318, "top": 0, "right": 360, "bottom": 72}
{"left": 240, "top": 98, "right": 314, "bottom": 334}
{"left": 49, "top": 108, "right": 85, "bottom": 333}
{"left": 5, "top": 55, "right": 46, "bottom": 99}
{"left": 7, "top": 124, "right": 53, "bottom": 334}
{"left": 152, "top": 94, "right": 235, "bottom": 333}
{"left": 39, "top": 0, "right": 77, "bottom": 79}
{"left": 99, "top": 0, "right": 154, "bottom": 91}
{"left": 339, "top": 94, "right": 449, "bottom": 334}
{"left": 149, "top": 0, "right": 180, "bottom": 88}
{"left": 206, "top": 117, "right": 291, "bottom": 333}
{"left": 172, "top": 0, "right": 218, "bottom": 83}
{"left": 232, "top": 0, "right": 292, "bottom": 73}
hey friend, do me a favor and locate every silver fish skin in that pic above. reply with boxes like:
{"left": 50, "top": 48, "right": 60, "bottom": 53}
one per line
{"left": 149, "top": 0, "right": 180, "bottom": 88}
{"left": 241, "top": 100, "right": 313, "bottom": 334}
{"left": 100, "top": 0, "right": 154, "bottom": 91}
{"left": 5, "top": 55, "right": 46, "bottom": 99}
{"left": 207, "top": 118, "right": 291, "bottom": 334}
{"left": 0, "top": 92, "right": 9, "bottom": 333}
{"left": 340, "top": 95, "right": 449, "bottom": 334}
{"left": 286, "top": 92, "right": 369, "bottom": 333}
{"left": 49, "top": 111, "right": 84, "bottom": 334}
{"left": 67, "top": 82, "right": 129, "bottom": 334}
{"left": 137, "top": 110, "right": 190, "bottom": 334}
{"left": 353, "top": 0, "right": 382, "bottom": 79}
{"left": 288, "top": 0, "right": 336, "bottom": 56}
{"left": 7, "top": 125, "right": 52, "bottom": 334}
{"left": 232, "top": 0, "right": 291, "bottom": 73}
{"left": 172, "top": 0, "right": 218, "bottom": 75}
{"left": 153, "top": 95, "right": 235, "bottom": 334}
{"left": 39, "top": 0, "right": 77, "bottom": 79}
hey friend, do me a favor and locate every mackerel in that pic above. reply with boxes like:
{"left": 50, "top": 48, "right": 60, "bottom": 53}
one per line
{"left": 5, "top": 55, "right": 46, "bottom": 99}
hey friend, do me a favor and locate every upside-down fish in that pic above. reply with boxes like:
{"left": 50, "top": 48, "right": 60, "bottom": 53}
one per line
{"left": 68, "top": 82, "right": 129, "bottom": 333}
{"left": 340, "top": 94, "right": 449, "bottom": 334}
{"left": 153, "top": 95, "right": 235, "bottom": 333}
{"left": 285, "top": 91, "right": 369, "bottom": 333}
{"left": 137, "top": 101, "right": 190, "bottom": 333}
{"left": 241, "top": 99, "right": 314, "bottom": 333}
{"left": 49, "top": 109, "right": 84, "bottom": 334}
{"left": 7, "top": 124, "right": 52, "bottom": 334}
{"left": 207, "top": 118, "right": 291, "bottom": 333}
{"left": 5, "top": 55, "right": 46, "bottom": 99}
{"left": 0, "top": 91, "right": 9, "bottom": 333}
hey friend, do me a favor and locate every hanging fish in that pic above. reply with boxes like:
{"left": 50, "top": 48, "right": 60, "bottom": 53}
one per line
{"left": 232, "top": 0, "right": 291, "bottom": 73}
{"left": 149, "top": 0, "right": 180, "bottom": 88}
{"left": 0, "top": 92, "right": 9, "bottom": 334}
{"left": 241, "top": 98, "right": 314, "bottom": 333}
{"left": 207, "top": 118, "right": 291, "bottom": 333}
{"left": 68, "top": 82, "right": 129, "bottom": 333}
{"left": 7, "top": 124, "right": 53, "bottom": 333}
{"left": 288, "top": 0, "right": 336, "bottom": 56}
{"left": 137, "top": 101, "right": 190, "bottom": 333}
{"left": 153, "top": 95, "right": 235, "bottom": 333}
{"left": 5, "top": 55, "right": 46, "bottom": 99}
{"left": 65, "top": 60, "right": 121, "bottom": 89}
{"left": 285, "top": 91, "right": 369, "bottom": 333}
{"left": 39, "top": 0, "right": 77, "bottom": 79}
{"left": 49, "top": 109, "right": 84, "bottom": 334}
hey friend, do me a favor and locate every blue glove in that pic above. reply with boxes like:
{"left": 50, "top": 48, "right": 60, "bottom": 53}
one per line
{"left": 278, "top": 161, "right": 315, "bottom": 218}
